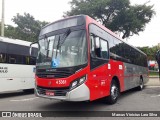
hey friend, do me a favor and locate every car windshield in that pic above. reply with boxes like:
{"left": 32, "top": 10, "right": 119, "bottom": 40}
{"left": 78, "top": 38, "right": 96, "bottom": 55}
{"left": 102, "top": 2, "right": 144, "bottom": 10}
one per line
{"left": 36, "top": 30, "right": 87, "bottom": 68}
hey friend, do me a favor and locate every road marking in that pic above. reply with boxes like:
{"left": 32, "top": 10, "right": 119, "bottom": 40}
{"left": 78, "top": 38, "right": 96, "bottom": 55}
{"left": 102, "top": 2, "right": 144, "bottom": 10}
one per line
{"left": 151, "top": 95, "right": 160, "bottom": 97}
{"left": 10, "top": 97, "right": 39, "bottom": 102}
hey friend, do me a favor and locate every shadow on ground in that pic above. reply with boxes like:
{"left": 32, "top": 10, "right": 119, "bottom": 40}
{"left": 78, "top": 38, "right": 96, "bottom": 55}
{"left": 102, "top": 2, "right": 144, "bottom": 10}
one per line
{"left": 0, "top": 90, "right": 34, "bottom": 99}
{"left": 38, "top": 87, "right": 140, "bottom": 111}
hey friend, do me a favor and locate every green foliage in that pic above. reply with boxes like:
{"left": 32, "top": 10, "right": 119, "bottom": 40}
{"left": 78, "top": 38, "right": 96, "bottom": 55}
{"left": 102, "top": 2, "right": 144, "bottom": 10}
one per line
{"left": 12, "top": 13, "right": 49, "bottom": 42}
{"left": 149, "top": 71, "right": 159, "bottom": 76}
{"left": 137, "top": 46, "right": 159, "bottom": 60}
{"left": 4, "top": 25, "right": 17, "bottom": 38}
{"left": 64, "top": 0, "right": 155, "bottom": 39}
{"left": 1, "top": 13, "right": 49, "bottom": 42}
{"left": 0, "top": 23, "right": 17, "bottom": 39}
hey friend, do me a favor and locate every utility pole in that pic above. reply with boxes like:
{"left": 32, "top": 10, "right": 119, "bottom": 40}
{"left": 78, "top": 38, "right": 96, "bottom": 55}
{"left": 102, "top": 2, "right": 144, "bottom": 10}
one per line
{"left": 1, "top": 0, "right": 5, "bottom": 36}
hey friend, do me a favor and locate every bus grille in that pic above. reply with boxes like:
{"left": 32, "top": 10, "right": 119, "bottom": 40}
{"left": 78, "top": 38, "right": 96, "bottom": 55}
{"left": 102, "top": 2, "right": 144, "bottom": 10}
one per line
{"left": 36, "top": 69, "right": 74, "bottom": 79}
{"left": 37, "top": 86, "right": 69, "bottom": 96}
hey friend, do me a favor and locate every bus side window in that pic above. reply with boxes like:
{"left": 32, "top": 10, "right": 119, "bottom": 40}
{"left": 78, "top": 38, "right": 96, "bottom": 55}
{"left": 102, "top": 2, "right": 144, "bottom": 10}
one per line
{"left": 95, "top": 37, "right": 101, "bottom": 58}
{"left": 90, "top": 35, "right": 96, "bottom": 57}
{"left": 90, "top": 34, "right": 109, "bottom": 59}
{"left": 9, "top": 57, "right": 16, "bottom": 64}
{"left": 0, "top": 53, "right": 7, "bottom": 63}
{"left": 90, "top": 35, "right": 101, "bottom": 58}
{"left": 29, "top": 57, "right": 36, "bottom": 65}
{"left": 100, "top": 39, "right": 109, "bottom": 59}
{"left": 26, "top": 56, "right": 30, "bottom": 65}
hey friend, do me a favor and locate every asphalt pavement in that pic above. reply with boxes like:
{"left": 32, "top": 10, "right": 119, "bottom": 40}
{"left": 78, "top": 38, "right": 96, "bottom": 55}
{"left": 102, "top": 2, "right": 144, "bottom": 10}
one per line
{"left": 0, "top": 77, "right": 160, "bottom": 120}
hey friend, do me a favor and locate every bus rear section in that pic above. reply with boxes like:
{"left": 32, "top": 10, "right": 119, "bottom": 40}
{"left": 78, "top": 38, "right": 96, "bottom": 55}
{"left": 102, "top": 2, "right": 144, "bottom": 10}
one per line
{"left": 0, "top": 37, "right": 37, "bottom": 93}
{"left": 33, "top": 15, "right": 148, "bottom": 104}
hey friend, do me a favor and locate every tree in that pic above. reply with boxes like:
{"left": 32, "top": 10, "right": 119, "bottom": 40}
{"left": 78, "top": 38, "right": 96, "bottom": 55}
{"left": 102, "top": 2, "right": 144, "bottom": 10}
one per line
{"left": 64, "top": 0, "right": 155, "bottom": 39}
{"left": 11, "top": 13, "right": 49, "bottom": 42}
{"left": 0, "top": 22, "right": 17, "bottom": 38}
{"left": 4, "top": 25, "right": 17, "bottom": 38}
{"left": 138, "top": 46, "right": 159, "bottom": 60}
{"left": 1, "top": 13, "right": 49, "bottom": 42}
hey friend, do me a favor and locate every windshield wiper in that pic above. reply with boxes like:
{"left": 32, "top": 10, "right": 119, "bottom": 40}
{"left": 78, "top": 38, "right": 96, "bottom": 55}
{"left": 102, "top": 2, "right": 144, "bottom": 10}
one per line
{"left": 55, "top": 28, "right": 71, "bottom": 58}
{"left": 55, "top": 36, "right": 60, "bottom": 58}
{"left": 44, "top": 35, "right": 50, "bottom": 58}
{"left": 46, "top": 39, "right": 50, "bottom": 58}
{"left": 59, "top": 28, "right": 71, "bottom": 47}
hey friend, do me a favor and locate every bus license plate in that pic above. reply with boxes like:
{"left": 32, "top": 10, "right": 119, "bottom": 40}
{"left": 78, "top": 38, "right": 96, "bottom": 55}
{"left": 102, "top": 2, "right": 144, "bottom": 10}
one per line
{"left": 46, "top": 91, "right": 54, "bottom": 96}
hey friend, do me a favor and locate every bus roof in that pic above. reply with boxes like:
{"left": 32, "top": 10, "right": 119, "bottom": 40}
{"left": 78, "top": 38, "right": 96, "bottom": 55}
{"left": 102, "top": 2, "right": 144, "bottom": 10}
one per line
{"left": 41, "top": 15, "right": 86, "bottom": 30}
{"left": 85, "top": 15, "right": 146, "bottom": 56}
{"left": 40, "top": 15, "right": 146, "bottom": 56}
{"left": 0, "top": 37, "right": 38, "bottom": 48}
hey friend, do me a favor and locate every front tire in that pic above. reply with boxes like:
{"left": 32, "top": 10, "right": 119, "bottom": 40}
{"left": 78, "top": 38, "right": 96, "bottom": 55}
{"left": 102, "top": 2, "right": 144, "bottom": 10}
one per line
{"left": 106, "top": 80, "right": 120, "bottom": 104}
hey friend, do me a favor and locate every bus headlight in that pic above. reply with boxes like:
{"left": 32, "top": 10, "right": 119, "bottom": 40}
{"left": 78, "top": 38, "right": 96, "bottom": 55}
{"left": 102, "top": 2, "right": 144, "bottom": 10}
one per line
{"left": 70, "top": 75, "right": 87, "bottom": 90}
{"left": 71, "top": 81, "right": 78, "bottom": 88}
{"left": 79, "top": 76, "right": 86, "bottom": 84}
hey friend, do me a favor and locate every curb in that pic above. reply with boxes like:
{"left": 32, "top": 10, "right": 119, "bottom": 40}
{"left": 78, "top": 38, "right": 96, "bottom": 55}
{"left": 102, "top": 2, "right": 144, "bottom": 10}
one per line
{"left": 149, "top": 76, "right": 160, "bottom": 78}
{"left": 145, "top": 86, "right": 160, "bottom": 88}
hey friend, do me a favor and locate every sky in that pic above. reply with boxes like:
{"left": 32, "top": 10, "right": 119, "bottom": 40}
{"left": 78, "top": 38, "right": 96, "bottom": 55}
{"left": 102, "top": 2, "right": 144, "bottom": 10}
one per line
{"left": 0, "top": 0, "right": 160, "bottom": 47}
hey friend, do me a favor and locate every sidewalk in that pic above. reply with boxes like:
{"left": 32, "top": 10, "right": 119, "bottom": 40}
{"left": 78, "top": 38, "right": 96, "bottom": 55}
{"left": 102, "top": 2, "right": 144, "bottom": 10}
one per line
{"left": 145, "top": 77, "right": 160, "bottom": 86}
{"left": 149, "top": 76, "right": 159, "bottom": 78}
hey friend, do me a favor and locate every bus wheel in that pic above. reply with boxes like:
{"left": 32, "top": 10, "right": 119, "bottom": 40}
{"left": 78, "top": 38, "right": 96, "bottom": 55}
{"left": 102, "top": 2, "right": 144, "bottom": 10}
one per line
{"left": 137, "top": 78, "right": 144, "bottom": 90}
{"left": 106, "top": 80, "right": 120, "bottom": 104}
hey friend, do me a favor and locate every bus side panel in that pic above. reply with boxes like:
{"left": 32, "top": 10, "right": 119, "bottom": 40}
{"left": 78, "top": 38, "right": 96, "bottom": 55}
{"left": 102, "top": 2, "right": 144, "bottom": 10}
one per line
{"left": 0, "top": 64, "right": 35, "bottom": 92}
{"left": 87, "top": 64, "right": 110, "bottom": 101}
{"left": 0, "top": 78, "right": 22, "bottom": 92}
{"left": 123, "top": 63, "right": 149, "bottom": 91}
{"left": 87, "top": 59, "right": 125, "bottom": 101}
{"left": 123, "top": 63, "right": 135, "bottom": 90}
{"left": 109, "top": 60, "right": 125, "bottom": 93}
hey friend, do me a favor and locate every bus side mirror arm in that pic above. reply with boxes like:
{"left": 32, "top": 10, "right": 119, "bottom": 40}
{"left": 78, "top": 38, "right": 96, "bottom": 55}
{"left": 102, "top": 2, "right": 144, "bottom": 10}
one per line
{"left": 30, "top": 41, "right": 39, "bottom": 56}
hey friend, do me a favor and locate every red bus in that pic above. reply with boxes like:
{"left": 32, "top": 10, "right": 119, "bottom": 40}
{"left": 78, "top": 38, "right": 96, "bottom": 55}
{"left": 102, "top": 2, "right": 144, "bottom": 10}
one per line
{"left": 30, "top": 15, "right": 148, "bottom": 104}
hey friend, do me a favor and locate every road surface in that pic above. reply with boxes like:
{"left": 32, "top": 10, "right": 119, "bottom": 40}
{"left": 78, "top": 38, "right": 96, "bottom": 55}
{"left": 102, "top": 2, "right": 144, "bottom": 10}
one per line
{"left": 0, "top": 77, "right": 160, "bottom": 120}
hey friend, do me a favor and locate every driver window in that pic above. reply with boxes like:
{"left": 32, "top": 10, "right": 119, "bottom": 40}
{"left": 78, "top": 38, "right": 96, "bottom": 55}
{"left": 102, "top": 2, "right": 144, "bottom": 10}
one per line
{"left": 90, "top": 36, "right": 96, "bottom": 57}
{"left": 101, "top": 39, "right": 108, "bottom": 59}
{"left": 90, "top": 34, "right": 109, "bottom": 59}
{"left": 95, "top": 37, "right": 101, "bottom": 57}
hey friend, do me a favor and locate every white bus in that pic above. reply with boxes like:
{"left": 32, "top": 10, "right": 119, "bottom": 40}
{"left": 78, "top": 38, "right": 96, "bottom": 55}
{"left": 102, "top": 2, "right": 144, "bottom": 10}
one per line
{"left": 0, "top": 37, "right": 38, "bottom": 93}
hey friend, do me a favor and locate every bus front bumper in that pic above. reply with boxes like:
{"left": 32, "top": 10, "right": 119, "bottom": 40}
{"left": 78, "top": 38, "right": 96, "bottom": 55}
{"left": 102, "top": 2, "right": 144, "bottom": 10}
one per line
{"left": 35, "top": 83, "right": 90, "bottom": 101}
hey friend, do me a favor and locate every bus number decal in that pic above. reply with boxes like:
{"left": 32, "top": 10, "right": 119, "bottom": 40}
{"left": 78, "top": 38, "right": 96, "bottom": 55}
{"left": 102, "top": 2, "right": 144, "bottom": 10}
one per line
{"left": 56, "top": 80, "right": 67, "bottom": 85}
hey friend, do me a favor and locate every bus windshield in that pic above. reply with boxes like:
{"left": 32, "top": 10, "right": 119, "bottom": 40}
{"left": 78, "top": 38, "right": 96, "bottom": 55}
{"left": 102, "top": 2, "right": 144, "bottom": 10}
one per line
{"left": 36, "top": 30, "right": 87, "bottom": 68}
